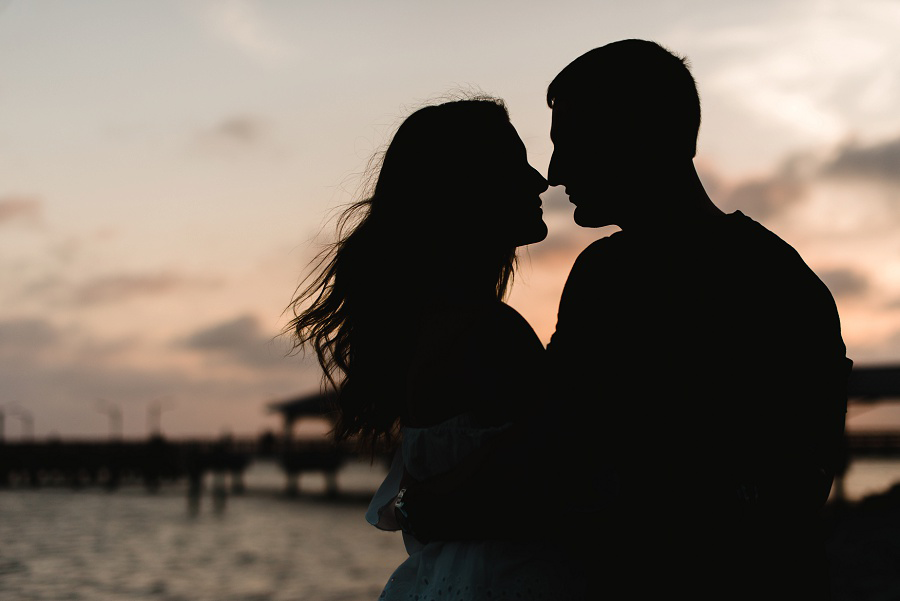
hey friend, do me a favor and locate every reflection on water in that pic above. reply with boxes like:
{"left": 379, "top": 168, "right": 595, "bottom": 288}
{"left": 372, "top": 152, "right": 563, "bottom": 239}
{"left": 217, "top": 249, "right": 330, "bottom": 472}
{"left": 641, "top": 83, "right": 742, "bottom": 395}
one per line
{"left": 837, "top": 457, "right": 900, "bottom": 502}
{"left": 1, "top": 458, "right": 898, "bottom": 600}
{"left": 0, "top": 460, "right": 408, "bottom": 601}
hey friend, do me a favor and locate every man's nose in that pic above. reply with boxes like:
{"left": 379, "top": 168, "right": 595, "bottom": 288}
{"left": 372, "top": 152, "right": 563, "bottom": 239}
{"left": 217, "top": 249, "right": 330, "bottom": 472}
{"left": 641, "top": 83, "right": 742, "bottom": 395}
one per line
{"left": 547, "top": 151, "right": 563, "bottom": 187}
{"left": 531, "top": 166, "right": 548, "bottom": 193}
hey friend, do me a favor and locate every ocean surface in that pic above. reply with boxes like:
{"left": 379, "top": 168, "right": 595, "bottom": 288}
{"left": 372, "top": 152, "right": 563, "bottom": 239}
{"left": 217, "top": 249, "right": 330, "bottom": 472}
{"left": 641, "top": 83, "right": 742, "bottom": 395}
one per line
{"left": 1, "top": 457, "right": 898, "bottom": 601}
{"left": 0, "top": 460, "right": 408, "bottom": 601}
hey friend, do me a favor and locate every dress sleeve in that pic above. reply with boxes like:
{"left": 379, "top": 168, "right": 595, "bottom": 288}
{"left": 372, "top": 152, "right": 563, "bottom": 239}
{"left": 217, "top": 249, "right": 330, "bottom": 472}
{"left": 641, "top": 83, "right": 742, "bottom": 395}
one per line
{"left": 397, "top": 301, "right": 616, "bottom": 543}
{"left": 391, "top": 303, "right": 567, "bottom": 542}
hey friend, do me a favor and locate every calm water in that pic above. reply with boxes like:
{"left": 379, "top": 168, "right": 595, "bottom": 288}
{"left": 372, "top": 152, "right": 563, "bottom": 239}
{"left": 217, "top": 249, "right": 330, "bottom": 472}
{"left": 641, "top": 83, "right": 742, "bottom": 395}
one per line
{"left": 1, "top": 458, "right": 898, "bottom": 601}
{"left": 0, "top": 460, "right": 408, "bottom": 601}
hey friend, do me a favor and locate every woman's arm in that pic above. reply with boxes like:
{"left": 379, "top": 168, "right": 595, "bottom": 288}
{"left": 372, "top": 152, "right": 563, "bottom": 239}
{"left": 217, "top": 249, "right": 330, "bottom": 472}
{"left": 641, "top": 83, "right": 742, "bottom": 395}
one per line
{"left": 397, "top": 380, "right": 596, "bottom": 543}
{"left": 399, "top": 302, "right": 564, "bottom": 541}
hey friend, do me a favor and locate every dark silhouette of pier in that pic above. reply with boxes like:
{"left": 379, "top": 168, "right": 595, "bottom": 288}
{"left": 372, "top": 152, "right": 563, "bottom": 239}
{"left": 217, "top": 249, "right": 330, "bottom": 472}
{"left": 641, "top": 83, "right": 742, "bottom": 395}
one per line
{"left": 0, "top": 391, "right": 389, "bottom": 498}
{"left": 828, "top": 364, "right": 900, "bottom": 502}
{"left": 0, "top": 433, "right": 357, "bottom": 495}
{"left": 844, "top": 364, "right": 900, "bottom": 457}
{"left": 1, "top": 367, "right": 898, "bottom": 499}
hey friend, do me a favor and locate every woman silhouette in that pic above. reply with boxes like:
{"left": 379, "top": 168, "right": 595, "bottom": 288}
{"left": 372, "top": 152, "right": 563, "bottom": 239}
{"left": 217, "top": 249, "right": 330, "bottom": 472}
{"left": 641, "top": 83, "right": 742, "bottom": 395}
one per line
{"left": 288, "top": 98, "right": 581, "bottom": 599}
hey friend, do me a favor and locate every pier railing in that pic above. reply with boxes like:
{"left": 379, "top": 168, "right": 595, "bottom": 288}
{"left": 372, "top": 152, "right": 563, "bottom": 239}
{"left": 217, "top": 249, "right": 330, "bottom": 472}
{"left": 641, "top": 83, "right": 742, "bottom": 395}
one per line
{"left": 0, "top": 435, "right": 388, "bottom": 495}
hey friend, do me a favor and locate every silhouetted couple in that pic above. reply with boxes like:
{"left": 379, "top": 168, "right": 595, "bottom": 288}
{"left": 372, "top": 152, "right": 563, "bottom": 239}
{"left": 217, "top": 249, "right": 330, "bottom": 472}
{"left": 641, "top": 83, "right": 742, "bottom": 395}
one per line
{"left": 290, "top": 40, "right": 852, "bottom": 600}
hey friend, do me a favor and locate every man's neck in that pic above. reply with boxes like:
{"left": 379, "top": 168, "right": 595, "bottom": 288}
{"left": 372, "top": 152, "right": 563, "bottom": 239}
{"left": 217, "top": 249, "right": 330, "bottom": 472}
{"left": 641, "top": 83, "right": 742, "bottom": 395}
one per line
{"left": 621, "top": 161, "right": 724, "bottom": 236}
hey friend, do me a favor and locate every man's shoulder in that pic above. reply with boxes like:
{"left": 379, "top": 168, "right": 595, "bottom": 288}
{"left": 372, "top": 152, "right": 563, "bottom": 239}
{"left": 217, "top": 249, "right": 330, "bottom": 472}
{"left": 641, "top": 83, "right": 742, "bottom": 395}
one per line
{"left": 580, "top": 229, "right": 627, "bottom": 254}
{"left": 554, "top": 233, "right": 629, "bottom": 327}
{"left": 724, "top": 211, "right": 796, "bottom": 255}
{"left": 723, "top": 211, "right": 815, "bottom": 274}
{"left": 570, "top": 231, "right": 629, "bottom": 271}
{"left": 723, "top": 211, "right": 838, "bottom": 311}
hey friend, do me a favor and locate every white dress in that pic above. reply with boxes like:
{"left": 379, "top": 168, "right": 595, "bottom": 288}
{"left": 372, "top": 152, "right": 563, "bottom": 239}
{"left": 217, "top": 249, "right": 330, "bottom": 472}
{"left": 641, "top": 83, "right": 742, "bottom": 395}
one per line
{"left": 367, "top": 414, "right": 586, "bottom": 601}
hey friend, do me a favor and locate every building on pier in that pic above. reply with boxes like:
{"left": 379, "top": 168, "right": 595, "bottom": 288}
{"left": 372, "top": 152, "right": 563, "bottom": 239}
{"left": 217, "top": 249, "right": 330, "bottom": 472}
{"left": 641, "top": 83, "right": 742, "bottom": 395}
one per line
{"left": 269, "top": 390, "right": 337, "bottom": 444}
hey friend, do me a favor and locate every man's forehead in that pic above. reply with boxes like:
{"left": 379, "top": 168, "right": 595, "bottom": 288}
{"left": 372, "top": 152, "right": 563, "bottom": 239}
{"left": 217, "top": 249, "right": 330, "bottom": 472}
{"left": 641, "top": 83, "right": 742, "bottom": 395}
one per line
{"left": 551, "top": 99, "right": 602, "bottom": 136}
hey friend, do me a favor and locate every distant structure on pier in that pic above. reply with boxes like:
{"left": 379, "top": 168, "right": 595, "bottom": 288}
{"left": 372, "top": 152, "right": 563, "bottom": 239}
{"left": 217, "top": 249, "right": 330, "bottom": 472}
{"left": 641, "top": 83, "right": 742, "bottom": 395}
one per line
{"left": 848, "top": 365, "right": 900, "bottom": 400}
{"left": 268, "top": 390, "right": 337, "bottom": 442}
{"left": 1, "top": 366, "right": 898, "bottom": 499}
{"left": 267, "top": 391, "right": 348, "bottom": 496}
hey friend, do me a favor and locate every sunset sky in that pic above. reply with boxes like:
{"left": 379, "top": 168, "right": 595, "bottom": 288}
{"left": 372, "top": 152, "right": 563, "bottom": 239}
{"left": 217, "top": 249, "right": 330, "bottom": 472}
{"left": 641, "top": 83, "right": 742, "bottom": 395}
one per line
{"left": 2, "top": 0, "right": 900, "bottom": 438}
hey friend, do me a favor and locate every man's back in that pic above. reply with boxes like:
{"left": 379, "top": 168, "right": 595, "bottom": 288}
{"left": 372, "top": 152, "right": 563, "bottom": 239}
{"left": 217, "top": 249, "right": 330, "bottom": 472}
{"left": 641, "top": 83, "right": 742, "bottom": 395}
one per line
{"left": 549, "top": 210, "right": 851, "bottom": 597}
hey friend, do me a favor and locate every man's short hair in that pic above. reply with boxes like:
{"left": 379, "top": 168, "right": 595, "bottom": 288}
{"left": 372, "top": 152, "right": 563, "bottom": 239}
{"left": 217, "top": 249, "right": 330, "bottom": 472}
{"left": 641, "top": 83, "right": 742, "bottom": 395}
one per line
{"left": 547, "top": 39, "right": 701, "bottom": 158}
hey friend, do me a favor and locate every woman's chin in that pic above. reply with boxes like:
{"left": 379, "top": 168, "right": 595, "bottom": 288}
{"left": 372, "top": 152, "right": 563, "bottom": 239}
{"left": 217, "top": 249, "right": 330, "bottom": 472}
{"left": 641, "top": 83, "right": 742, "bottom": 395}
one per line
{"left": 515, "top": 221, "right": 548, "bottom": 247}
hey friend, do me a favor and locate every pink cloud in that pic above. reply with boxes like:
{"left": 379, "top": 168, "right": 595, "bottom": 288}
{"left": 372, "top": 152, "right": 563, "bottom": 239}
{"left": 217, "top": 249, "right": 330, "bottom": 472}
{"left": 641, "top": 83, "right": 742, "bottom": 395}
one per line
{"left": 72, "top": 273, "right": 220, "bottom": 306}
{"left": 0, "top": 196, "right": 41, "bottom": 225}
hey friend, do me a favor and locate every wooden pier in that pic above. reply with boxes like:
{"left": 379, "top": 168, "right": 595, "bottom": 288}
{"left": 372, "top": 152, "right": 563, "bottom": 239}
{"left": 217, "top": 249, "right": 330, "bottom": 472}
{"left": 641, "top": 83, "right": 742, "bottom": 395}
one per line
{"left": 1, "top": 366, "right": 898, "bottom": 499}
{"left": 843, "top": 364, "right": 900, "bottom": 460}
{"left": 0, "top": 390, "right": 392, "bottom": 496}
{"left": 0, "top": 434, "right": 354, "bottom": 494}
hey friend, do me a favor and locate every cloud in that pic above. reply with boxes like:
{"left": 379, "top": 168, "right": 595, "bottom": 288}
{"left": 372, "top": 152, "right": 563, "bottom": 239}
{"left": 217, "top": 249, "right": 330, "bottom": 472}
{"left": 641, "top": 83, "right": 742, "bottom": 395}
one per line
{"left": 718, "top": 173, "right": 806, "bottom": 221}
{"left": 202, "top": 0, "right": 296, "bottom": 62}
{"left": 204, "top": 115, "right": 268, "bottom": 146}
{"left": 0, "top": 348, "right": 318, "bottom": 438}
{"left": 0, "top": 196, "right": 41, "bottom": 225}
{"left": 193, "top": 115, "right": 278, "bottom": 157}
{"left": 823, "top": 136, "right": 900, "bottom": 183}
{"left": 696, "top": 163, "right": 728, "bottom": 201}
{"left": 11, "top": 268, "right": 222, "bottom": 308}
{"left": 819, "top": 267, "right": 870, "bottom": 299}
{"left": 50, "top": 236, "right": 83, "bottom": 264}
{"left": 714, "top": 152, "right": 817, "bottom": 221}
{"left": 19, "top": 275, "right": 66, "bottom": 299}
{"left": 0, "top": 318, "right": 59, "bottom": 355}
{"left": 704, "top": 42, "right": 847, "bottom": 144}
{"left": 0, "top": 314, "right": 319, "bottom": 437}
{"left": 709, "top": 131, "right": 900, "bottom": 222}
{"left": 181, "top": 314, "right": 293, "bottom": 370}
{"left": 72, "top": 273, "right": 218, "bottom": 306}
{"left": 183, "top": 315, "right": 260, "bottom": 350}
{"left": 0, "top": 318, "right": 135, "bottom": 364}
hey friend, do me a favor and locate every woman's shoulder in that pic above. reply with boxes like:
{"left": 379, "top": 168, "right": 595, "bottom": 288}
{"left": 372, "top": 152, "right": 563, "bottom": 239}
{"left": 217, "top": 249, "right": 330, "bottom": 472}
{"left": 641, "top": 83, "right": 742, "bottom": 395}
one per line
{"left": 483, "top": 302, "right": 544, "bottom": 354}
{"left": 416, "top": 299, "right": 542, "bottom": 350}
{"left": 406, "top": 300, "right": 545, "bottom": 427}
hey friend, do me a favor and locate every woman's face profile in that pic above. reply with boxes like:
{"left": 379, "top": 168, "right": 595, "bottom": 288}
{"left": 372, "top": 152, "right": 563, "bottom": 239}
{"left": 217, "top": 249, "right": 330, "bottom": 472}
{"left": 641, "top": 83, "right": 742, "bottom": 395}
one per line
{"left": 466, "top": 121, "right": 548, "bottom": 248}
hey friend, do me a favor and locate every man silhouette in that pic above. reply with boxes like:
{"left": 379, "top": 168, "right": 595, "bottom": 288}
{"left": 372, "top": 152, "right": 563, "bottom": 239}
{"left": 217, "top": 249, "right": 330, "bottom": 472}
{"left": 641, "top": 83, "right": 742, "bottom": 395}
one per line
{"left": 398, "top": 40, "right": 851, "bottom": 600}
{"left": 545, "top": 39, "right": 851, "bottom": 599}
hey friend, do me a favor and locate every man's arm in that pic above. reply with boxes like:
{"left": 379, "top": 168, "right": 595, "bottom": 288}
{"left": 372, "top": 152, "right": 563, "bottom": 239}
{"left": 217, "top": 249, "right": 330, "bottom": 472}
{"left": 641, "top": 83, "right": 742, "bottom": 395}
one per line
{"left": 726, "top": 241, "right": 852, "bottom": 513}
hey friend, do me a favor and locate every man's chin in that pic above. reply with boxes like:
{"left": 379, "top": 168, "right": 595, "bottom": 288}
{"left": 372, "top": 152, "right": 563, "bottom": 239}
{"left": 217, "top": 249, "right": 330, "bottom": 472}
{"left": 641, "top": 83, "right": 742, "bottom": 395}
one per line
{"left": 573, "top": 206, "right": 611, "bottom": 228}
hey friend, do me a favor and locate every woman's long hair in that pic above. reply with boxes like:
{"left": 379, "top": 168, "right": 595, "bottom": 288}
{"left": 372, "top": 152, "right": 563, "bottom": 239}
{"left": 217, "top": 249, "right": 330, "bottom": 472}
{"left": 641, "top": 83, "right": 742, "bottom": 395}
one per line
{"left": 287, "top": 97, "right": 517, "bottom": 451}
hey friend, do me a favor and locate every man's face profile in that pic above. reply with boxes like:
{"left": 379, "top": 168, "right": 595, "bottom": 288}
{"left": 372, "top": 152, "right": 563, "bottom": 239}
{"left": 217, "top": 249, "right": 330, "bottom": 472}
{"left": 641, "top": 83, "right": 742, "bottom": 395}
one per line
{"left": 548, "top": 98, "right": 635, "bottom": 229}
